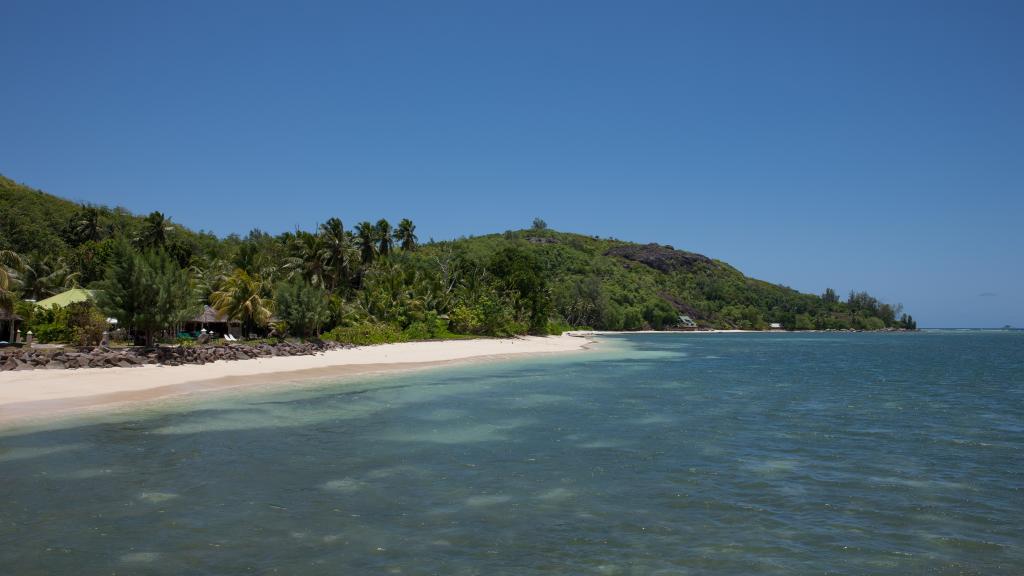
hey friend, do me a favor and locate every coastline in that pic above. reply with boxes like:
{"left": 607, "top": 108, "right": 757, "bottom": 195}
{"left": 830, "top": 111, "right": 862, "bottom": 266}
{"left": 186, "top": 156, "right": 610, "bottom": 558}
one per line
{"left": 0, "top": 334, "right": 592, "bottom": 426}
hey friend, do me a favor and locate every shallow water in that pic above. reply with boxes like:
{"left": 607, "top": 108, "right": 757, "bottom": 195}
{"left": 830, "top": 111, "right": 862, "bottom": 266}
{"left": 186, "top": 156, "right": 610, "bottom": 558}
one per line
{"left": 1, "top": 332, "right": 1022, "bottom": 574}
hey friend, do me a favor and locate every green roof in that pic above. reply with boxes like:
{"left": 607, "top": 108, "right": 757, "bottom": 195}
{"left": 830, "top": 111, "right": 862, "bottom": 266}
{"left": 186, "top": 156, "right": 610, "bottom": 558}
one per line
{"left": 35, "top": 288, "right": 100, "bottom": 309}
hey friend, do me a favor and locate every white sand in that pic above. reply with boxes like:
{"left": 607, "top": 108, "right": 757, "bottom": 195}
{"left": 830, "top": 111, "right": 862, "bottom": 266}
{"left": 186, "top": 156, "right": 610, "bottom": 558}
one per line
{"left": 0, "top": 335, "right": 592, "bottom": 424}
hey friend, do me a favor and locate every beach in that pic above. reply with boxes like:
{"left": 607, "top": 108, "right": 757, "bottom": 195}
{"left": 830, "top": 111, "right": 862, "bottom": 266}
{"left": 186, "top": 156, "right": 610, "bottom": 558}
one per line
{"left": 0, "top": 334, "right": 591, "bottom": 424}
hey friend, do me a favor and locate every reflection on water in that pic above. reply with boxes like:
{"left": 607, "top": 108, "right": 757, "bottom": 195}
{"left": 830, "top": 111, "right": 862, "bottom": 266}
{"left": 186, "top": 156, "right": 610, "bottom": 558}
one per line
{"left": 1, "top": 332, "right": 1022, "bottom": 575}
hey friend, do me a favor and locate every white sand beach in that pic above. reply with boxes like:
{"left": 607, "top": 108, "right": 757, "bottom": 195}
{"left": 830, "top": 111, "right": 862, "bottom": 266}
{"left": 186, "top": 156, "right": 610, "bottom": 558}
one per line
{"left": 0, "top": 334, "right": 592, "bottom": 424}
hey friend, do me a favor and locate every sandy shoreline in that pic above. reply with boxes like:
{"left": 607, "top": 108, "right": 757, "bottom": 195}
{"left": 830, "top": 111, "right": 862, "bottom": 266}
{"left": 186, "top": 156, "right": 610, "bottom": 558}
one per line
{"left": 0, "top": 335, "right": 592, "bottom": 426}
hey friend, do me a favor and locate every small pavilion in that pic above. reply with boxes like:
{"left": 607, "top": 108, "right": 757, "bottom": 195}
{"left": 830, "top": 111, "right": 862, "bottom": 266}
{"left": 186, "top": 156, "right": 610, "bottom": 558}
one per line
{"left": 36, "top": 288, "right": 100, "bottom": 309}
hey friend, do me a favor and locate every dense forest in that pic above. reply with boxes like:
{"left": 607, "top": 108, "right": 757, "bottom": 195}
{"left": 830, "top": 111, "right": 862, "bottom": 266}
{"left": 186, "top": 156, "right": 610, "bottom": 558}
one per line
{"left": 0, "top": 175, "right": 916, "bottom": 346}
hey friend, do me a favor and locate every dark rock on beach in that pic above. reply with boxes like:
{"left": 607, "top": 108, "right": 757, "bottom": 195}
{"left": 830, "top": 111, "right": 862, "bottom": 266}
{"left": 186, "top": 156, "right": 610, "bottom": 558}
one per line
{"left": 0, "top": 340, "right": 357, "bottom": 372}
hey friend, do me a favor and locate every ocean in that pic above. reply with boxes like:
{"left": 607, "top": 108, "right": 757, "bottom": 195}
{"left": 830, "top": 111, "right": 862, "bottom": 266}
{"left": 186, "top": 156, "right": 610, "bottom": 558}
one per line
{"left": 1, "top": 331, "right": 1021, "bottom": 574}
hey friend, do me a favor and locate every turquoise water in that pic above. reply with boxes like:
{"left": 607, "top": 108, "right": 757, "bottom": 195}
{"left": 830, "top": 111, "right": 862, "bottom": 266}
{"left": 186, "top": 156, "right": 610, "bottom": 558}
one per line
{"left": 1, "top": 332, "right": 1022, "bottom": 574}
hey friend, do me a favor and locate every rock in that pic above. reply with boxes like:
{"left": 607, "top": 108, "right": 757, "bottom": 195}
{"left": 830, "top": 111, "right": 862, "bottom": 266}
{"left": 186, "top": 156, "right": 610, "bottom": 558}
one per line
{"left": 0, "top": 339, "right": 344, "bottom": 371}
{"left": 605, "top": 243, "right": 712, "bottom": 273}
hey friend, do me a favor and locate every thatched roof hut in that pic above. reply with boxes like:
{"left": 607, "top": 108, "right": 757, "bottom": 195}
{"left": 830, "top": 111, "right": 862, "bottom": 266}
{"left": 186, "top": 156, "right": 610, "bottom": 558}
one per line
{"left": 183, "top": 306, "right": 239, "bottom": 337}
{"left": 192, "top": 305, "right": 230, "bottom": 324}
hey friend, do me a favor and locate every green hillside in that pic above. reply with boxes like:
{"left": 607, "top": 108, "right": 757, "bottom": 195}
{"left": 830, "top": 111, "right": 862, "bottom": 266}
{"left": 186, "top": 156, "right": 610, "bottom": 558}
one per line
{"left": 0, "top": 175, "right": 914, "bottom": 344}
{"left": 417, "top": 228, "right": 907, "bottom": 331}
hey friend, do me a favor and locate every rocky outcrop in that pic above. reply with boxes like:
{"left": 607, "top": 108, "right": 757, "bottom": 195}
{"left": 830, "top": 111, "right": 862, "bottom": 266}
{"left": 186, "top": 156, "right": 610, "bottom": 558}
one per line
{"left": 0, "top": 341, "right": 354, "bottom": 372}
{"left": 605, "top": 243, "right": 712, "bottom": 273}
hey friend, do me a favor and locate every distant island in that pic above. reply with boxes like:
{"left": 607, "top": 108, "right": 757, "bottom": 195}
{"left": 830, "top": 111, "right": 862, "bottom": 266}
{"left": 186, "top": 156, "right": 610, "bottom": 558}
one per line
{"left": 0, "top": 174, "right": 914, "bottom": 350}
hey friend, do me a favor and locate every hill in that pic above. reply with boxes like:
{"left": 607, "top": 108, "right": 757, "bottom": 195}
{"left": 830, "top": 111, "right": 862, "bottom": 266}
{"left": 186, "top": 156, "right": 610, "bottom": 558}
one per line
{"left": 0, "top": 174, "right": 914, "bottom": 337}
{"left": 416, "top": 229, "right": 905, "bottom": 331}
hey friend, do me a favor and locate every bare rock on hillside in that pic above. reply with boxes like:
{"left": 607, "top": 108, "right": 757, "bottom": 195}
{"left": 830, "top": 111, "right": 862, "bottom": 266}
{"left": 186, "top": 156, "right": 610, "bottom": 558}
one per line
{"left": 604, "top": 243, "right": 712, "bottom": 273}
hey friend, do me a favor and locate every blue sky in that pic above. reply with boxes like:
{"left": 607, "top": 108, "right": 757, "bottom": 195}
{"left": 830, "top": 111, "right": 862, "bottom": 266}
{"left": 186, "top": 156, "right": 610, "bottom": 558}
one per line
{"left": 2, "top": 1, "right": 1022, "bottom": 327}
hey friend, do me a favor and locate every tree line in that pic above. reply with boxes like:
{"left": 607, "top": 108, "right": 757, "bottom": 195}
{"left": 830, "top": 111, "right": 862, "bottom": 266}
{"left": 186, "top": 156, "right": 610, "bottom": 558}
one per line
{"left": 1, "top": 176, "right": 915, "bottom": 345}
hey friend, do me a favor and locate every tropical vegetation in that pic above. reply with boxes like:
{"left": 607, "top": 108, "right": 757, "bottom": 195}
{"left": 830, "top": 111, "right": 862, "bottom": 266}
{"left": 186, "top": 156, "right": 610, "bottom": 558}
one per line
{"left": 0, "top": 174, "right": 916, "bottom": 346}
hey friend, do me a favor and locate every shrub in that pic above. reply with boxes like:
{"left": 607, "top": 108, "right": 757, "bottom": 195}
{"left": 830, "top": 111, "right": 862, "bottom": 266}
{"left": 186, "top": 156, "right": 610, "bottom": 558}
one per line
{"left": 449, "top": 304, "right": 484, "bottom": 335}
{"left": 26, "top": 304, "right": 73, "bottom": 343}
{"left": 68, "top": 301, "right": 108, "bottom": 346}
{"left": 274, "top": 278, "right": 329, "bottom": 337}
{"left": 402, "top": 312, "right": 445, "bottom": 341}
{"left": 33, "top": 321, "right": 74, "bottom": 344}
{"left": 546, "top": 318, "right": 572, "bottom": 335}
{"left": 323, "top": 323, "right": 406, "bottom": 346}
{"left": 402, "top": 322, "right": 433, "bottom": 341}
{"left": 793, "top": 313, "right": 815, "bottom": 331}
{"left": 622, "top": 307, "right": 644, "bottom": 330}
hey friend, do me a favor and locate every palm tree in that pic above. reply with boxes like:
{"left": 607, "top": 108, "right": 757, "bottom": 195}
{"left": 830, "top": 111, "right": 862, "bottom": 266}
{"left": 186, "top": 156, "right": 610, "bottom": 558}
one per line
{"left": 318, "top": 217, "right": 353, "bottom": 293}
{"left": 394, "top": 218, "right": 418, "bottom": 251}
{"left": 356, "top": 221, "right": 378, "bottom": 265}
{"left": 376, "top": 219, "right": 393, "bottom": 257}
{"left": 190, "top": 257, "right": 233, "bottom": 304}
{"left": 0, "top": 250, "right": 23, "bottom": 311}
{"left": 282, "top": 231, "right": 327, "bottom": 289}
{"left": 72, "top": 206, "right": 104, "bottom": 243}
{"left": 210, "top": 269, "right": 274, "bottom": 338}
{"left": 138, "top": 211, "right": 174, "bottom": 249}
{"left": 19, "top": 254, "right": 80, "bottom": 301}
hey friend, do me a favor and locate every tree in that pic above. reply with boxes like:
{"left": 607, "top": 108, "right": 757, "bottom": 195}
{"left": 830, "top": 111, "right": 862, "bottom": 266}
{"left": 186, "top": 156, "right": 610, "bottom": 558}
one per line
{"left": 488, "top": 246, "right": 551, "bottom": 334}
{"left": 211, "top": 269, "right": 274, "bottom": 337}
{"left": 822, "top": 287, "right": 839, "bottom": 305}
{"left": 96, "top": 239, "right": 196, "bottom": 346}
{"left": 376, "top": 219, "right": 393, "bottom": 257}
{"left": 282, "top": 231, "right": 327, "bottom": 289}
{"left": 532, "top": 217, "right": 547, "bottom": 230}
{"left": 18, "top": 254, "right": 80, "bottom": 301}
{"left": 552, "top": 276, "right": 609, "bottom": 327}
{"left": 190, "top": 256, "right": 233, "bottom": 304}
{"left": 274, "top": 278, "right": 330, "bottom": 337}
{"left": 67, "top": 301, "right": 108, "bottom": 346}
{"left": 318, "top": 217, "right": 354, "bottom": 293}
{"left": 793, "top": 313, "right": 815, "bottom": 330}
{"left": 138, "top": 211, "right": 174, "bottom": 250}
{"left": 0, "top": 250, "right": 23, "bottom": 311}
{"left": 847, "top": 290, "right": 880, "bottom": 315}
{"left": 394, "top": 218, "right": 418, "bottom": 251}
{"left": 70, "top": 206, "right": 104, "bottom": 243}
{"left": 356, "top": 221, "right": 378, "bottom": 264}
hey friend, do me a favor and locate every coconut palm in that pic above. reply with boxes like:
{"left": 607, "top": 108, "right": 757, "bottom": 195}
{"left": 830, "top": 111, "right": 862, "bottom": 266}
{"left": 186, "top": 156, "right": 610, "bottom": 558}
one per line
{"left": 138, "top": 211, "right": 174, "bottom": 249}
{"left": 355, "top": 221, "right": 378, "bottom": 265}
{"left": 210, "top": 269, "right": 274, "bottom": 337}
{"left": 0, "top": 250, "right": 23, "bottom": 311}
{"left": 190, "top": 257, "right": 234, "bottom": 304}
{"left": 282, "top": 231, "right": 327, "bottom": 289}
{"left": 19, "top": 254, "right": 80, "bottom": 301}
{"left": 71, "top": 206, "right": 104, "bottom": 243}
{"left": 394, "top": 218, "right": 418, "bottom": 251}
{"left": 318, "top": 217, "right": 354, "bottom": 293}
{"left": 376, "top": 219, "right": 393, "bottom": 257}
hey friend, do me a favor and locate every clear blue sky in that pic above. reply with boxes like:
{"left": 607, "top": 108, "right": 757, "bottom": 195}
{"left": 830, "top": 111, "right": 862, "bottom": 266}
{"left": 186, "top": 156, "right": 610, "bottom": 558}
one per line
{"left": 2, "top": 1, "right": 1022, "bottom": 328}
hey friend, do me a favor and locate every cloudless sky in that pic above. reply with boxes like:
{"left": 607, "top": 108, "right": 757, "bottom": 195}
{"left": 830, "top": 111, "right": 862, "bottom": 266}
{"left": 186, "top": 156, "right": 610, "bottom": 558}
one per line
{"left": 2, "top": 0, "right": 1022, "bottom": 327}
